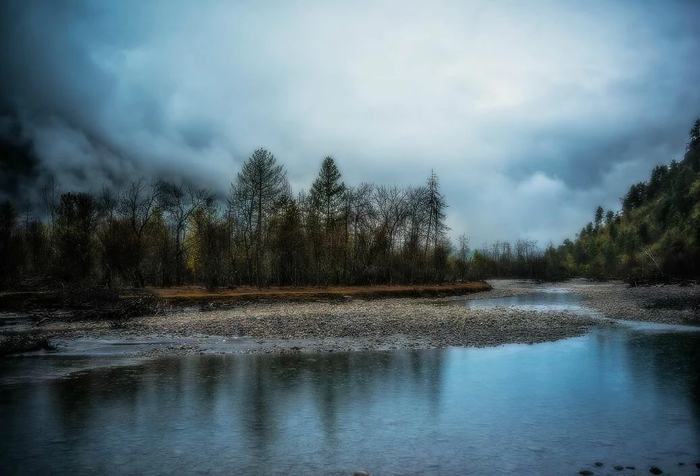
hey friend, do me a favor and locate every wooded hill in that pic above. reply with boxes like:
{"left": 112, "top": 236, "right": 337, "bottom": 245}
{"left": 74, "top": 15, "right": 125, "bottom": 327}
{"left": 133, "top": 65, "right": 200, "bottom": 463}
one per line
{"left": 549, "top": 118, "right": 700, "bottom": 281}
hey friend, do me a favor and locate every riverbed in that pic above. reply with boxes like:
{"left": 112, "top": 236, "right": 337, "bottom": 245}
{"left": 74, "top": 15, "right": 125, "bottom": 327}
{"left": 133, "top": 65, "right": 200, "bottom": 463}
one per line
{"left": 2, "top": 281, "right": 700, "bottom": 475}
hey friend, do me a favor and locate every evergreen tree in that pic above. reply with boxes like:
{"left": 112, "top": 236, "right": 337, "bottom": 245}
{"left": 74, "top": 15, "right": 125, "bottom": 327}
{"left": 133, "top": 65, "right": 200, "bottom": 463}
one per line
{"left": 230, "top": 148, "right": 289, "bottom": 286}
{"left": 594, "top": 206, "right": 604, "bottom": 229}
{"left": 310, "top": 156, "right": 346, "bottom": 230}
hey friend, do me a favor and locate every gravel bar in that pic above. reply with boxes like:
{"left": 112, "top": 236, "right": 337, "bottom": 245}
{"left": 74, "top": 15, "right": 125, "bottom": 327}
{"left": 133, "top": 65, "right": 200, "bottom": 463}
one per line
{"left": 7, "top": 279, "right": 697, "bottom": 357}
{"left": 559, "top": 279, "right": 700, "bottom": 325}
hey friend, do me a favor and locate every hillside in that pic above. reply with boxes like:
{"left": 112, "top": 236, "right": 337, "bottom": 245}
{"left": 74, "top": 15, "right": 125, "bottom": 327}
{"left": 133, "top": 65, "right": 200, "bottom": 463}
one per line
{"left": 551, "top": 118, "right": 700, "bottom": 281}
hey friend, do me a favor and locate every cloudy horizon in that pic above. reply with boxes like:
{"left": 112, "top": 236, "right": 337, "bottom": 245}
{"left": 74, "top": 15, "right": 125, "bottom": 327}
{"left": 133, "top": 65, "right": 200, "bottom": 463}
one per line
{"left": 2, "top": 0, "right": 699, "bottom": 247}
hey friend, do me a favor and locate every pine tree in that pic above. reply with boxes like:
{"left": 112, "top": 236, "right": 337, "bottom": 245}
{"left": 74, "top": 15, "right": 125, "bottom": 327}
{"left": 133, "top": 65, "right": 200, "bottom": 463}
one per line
{"left": 309, "top": 156, "right": 346, "bottom": 283}
{"left": 230, "top": 148, "right": 289, "bottom": 286}
{"left": 309, "top": 156, "right": 346, "bottom": 230}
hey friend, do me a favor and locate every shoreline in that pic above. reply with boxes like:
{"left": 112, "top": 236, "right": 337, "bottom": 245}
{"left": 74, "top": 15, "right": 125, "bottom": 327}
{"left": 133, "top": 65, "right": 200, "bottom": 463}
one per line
{"left": 1, "top": 279, "right": 698, "bottom": 359}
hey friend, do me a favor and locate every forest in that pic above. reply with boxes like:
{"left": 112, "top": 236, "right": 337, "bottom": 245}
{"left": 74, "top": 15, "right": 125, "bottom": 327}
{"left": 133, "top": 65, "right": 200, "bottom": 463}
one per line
{"left": 470, "top": 118, "right": 700, "bottom": 282}
{"left": 1, "top": 119, "right": 698, "bottom": 291}
{"left": 547, "top": 118, "right": 700, "bottom": 281}
{"left": 0, "top": 152, "right": 468, "bottom": 290}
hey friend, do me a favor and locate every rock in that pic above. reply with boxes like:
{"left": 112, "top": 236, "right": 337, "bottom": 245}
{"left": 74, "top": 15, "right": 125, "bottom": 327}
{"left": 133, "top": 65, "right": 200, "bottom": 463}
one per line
{"left": 353, "top": 472, "right": 370, "bottom": 476}
{"left": 595, "top": 462, "right": 604, "bottom": 467}
{"left": 579, "top": 471, "right": 594, "bottom": 476}
{"left": 613, "top": 466, "right": 624, "bottom": 471}
{"left": 626, "top": 467, "right": 635, "bottom": 470}
{"left": 649, "top": 466, "right": 663, "bottom": 475}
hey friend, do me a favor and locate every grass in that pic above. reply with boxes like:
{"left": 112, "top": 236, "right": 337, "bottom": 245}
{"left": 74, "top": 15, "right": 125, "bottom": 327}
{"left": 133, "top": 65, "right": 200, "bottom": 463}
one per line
{"left": 142, "top": 282, "right": 492, "bottom": 304}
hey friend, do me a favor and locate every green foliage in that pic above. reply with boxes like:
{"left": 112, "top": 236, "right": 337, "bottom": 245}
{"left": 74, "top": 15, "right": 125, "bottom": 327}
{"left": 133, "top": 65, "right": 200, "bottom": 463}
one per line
{"left": 553, "top": 117, "right": 700, "bottom": 280}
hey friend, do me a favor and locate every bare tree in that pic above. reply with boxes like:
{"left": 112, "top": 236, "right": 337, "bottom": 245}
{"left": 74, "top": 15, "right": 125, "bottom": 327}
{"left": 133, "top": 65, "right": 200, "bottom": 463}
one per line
{"left": 423, "top": 171, "right": 448, "bottom": 279}
{"left": 158, "top": 181, "right": 213, "bottom": 285}
{"left": 118, "top": 179, "right": 160, "bottom": 286}
{"left": 229, "top": 149, "right": 289, "bottom": 286}
{"left": 374, "top": 185, "right": 409, "bottom": 284}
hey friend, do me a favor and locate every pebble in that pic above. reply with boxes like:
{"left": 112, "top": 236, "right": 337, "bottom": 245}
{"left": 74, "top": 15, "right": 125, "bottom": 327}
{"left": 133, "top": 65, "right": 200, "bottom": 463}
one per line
{"left": 19, "top": 279, "right": 698, "bottom": 356}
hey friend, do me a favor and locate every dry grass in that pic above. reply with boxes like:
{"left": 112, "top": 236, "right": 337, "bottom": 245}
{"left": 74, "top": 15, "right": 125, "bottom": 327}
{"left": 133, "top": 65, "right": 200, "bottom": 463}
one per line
{"left": 142, "top": 282, "right": 492, "bottom": 304}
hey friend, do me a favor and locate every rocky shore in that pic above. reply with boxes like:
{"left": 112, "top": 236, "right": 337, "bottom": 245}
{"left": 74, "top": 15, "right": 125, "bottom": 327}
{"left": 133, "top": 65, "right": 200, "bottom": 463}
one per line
{"left": 560, "top": 279, "right": 700, "bottom": 325}
{"left": 2, "top": 279, "right": 698, "bottom": 357}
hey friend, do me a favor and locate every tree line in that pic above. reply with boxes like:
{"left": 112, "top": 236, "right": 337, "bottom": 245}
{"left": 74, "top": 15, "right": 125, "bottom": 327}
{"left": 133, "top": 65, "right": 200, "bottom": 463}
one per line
{"left": 0, "top": 151, "right": 465, "bottom": 289}
{"left": 427, "top": 117, "right": 700, "bottom": 282}
{"left": 6, "top": 117, "right": 695, "bottom": 290}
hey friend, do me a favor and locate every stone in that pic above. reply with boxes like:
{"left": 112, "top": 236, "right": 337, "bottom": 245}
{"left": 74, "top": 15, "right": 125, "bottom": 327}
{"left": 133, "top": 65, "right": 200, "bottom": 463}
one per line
{"left": 594, "top": 462, "right": 604, "bottom": 467}
{"left": 613, "top": 466, "right": 624, "bottom": 471}
{"left": 649, "top": 466, "right": 663, "bottom": 475}
{"left": 579, "top": 471, "right": 594, "bottom": 476}
{"left": 353, "top": 472, "right": 370, "bottom": 476}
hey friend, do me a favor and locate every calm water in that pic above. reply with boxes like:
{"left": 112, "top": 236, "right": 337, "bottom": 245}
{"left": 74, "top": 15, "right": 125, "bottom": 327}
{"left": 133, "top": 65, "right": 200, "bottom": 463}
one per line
{"left": 464, "top": 287, "right": 587, "bottom": 312}
{"left": 2, "top": 294, "right": 700, "bottom": 475}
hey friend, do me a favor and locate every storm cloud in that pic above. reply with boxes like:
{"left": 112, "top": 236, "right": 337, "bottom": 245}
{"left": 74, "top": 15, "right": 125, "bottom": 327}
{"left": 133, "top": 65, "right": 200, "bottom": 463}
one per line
{"left": 2, "top": 0, "right": 699, "bottom": 245}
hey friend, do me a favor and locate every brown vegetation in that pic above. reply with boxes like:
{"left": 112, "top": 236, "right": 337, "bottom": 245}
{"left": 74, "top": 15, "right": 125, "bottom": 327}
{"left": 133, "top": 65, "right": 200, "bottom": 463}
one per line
{"left": 146, "top": 281, "right": 492, "bottom": 304}
{"left": 0, "top": 282, "right": 491, "bottom": 326}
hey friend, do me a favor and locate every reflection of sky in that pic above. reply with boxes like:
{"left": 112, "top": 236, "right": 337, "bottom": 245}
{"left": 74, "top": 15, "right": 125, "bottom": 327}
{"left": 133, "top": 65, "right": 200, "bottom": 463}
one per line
{"left": 2, "top": 327, "right": 700, "bottom": 475}
{"left": 464, "top": 289, "right": 585, "bottom": 311}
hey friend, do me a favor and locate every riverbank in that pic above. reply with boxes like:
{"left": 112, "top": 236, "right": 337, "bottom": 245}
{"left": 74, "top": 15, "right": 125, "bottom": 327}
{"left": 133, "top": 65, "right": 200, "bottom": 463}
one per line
{"left": 147, "top": 281, "right": 492, "bottom": 303}
{"left": 0, "top": 280, "right": 585, "bottom": 356}
{"left": 2, "top": 279, "right": 697, "bottom": 358}
{"left": 559, "top": 279, "right": 700, "bottom": 325}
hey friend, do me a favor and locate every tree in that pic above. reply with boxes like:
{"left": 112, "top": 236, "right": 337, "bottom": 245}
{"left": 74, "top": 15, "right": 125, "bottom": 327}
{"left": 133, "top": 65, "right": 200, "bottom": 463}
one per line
{"left": 687, "top": 118, "right": 700, "bottom": 172}
{"left": 455, "top": 234, "right": 470, "bottom": 280}
{"left": 0, "top": 200, "right": 21, "bottom": 287}
{"left": 310, "top": 157, "right": 346, "bottom": 230}
{"left": 605, "top": 210, "right": 615, "bottom": 226}
{"left": 55, "top": 192, "right": 98, "bottom": 281}
{"left": 688, "top": 118, "right": 700, "bottom": 153}
{"left": 309, "top": 156, "right": 347, "bottom": 283}
{"left": 157, "top": 181, "right": 213, "bottom": 285}
{"left": 594, "top": 206, "right": 604, "bottom": 229}
{"left": 116, "top": 179, "right": 160, "bottom": 286}
{"left": 423, "top": 170, "right": 448, "bottom": 279}
{"left": 271, "top": 198, "right": 306, "bottom": 285}
{"left": 230, "top": 148, "right": 289, "bottom": 286}
{"left": 346, "top": 183, "right": 376, "bottom": 282}
{"left": 192, "top": 201, "right": 228, "bottom": 290}
{"left": 622, "top": 182, "right": 647, "bottom": 213}
{"left": 403, "top": 185, "right": 429, "bottom": 282}
{"left": 40, "top": 176, "right": 61, "bottom": 231}
{"left": 374, "top": 185, "right": 409, "bottom": 283}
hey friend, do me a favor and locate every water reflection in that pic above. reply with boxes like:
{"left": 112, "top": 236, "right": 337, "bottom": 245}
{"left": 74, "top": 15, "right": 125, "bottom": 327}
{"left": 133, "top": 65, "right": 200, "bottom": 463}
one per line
{"left": 2, "top": 328, "right": 700, "bottom": 475}
{"left": 618, "top": 330, "right": 700, "bottom": 440}
{"left": 462, "top": 288, "right": 585, "bottom": 311}
{"left": 1, "top": 350, "right": 445, "bottom": 475}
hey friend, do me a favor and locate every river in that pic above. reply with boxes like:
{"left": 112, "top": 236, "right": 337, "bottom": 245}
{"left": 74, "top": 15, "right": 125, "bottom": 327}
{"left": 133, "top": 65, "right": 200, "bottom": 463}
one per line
{"left": 1, "top": 290, "right": 700, "bottom": 475}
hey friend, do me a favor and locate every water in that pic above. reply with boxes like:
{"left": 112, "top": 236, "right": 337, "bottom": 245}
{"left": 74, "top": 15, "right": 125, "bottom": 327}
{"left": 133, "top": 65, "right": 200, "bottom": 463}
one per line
{"left": 463, "top": 287, "right": 587, "bottom": 312}
{"left": 2, "top": 293, "right": 700, "bottom": 475}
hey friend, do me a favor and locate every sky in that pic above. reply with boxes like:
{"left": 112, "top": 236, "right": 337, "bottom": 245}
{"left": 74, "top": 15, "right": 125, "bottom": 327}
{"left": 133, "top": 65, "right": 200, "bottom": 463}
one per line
{"left": 1, "top": 0, "right": 699, "bottom": 247}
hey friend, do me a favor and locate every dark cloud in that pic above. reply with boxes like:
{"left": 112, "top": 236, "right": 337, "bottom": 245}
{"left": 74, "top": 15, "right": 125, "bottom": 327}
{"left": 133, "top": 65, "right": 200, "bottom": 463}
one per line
{"left": 1, "top": 0, "right": 700, "bottom": 244}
